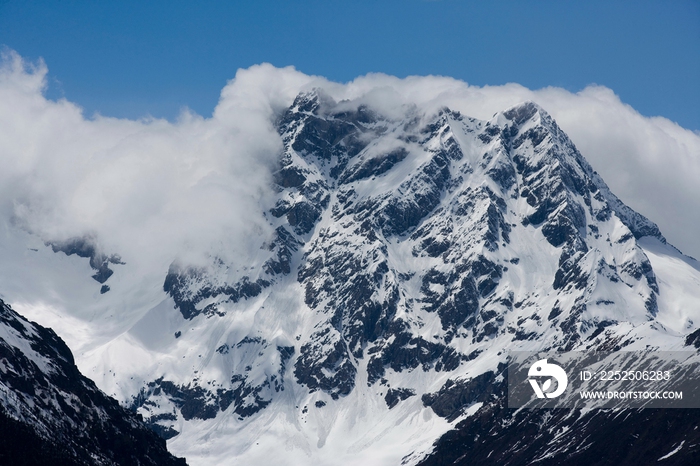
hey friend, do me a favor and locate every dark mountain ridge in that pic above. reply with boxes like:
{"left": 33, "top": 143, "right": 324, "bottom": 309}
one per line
{"left": 0, "top": 298, "right": 186, "bottom": 465}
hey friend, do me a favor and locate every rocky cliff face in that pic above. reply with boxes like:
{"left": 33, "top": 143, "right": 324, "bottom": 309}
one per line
{"left": 0, "top": 298, "right": 186, "bottom": 465}
{"left": 32, "top": 91, "right": 699, "bottom": 465}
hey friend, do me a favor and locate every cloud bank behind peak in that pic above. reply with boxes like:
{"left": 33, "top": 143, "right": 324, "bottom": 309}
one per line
{"left": 1, "top": 51, "right": 698, "bottom": 272}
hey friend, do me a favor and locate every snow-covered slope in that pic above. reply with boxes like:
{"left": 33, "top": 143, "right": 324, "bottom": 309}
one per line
{"left": 2, "top": 92, "right": 699, "bottom": 465}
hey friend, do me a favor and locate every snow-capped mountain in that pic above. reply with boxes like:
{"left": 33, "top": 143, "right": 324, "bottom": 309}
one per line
{"left": 2, "top": 91, "right": 699, "bottom": 465}
{"left": 0, "top": 298, "right": 186, "bottom": 465}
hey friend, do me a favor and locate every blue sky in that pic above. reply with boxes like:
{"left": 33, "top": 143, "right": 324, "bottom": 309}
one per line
{"left": 1, "top": 0, "right": 698, "bottom": 129}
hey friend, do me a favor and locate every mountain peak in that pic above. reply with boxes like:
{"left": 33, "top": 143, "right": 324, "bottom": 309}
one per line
{"left": 31, "top": 93, "right": 694, "bottom": 465}
{"left": 502, "top": 100, "right": 544, "bottom": 125}
{"left": 287, "top": 87, "right": 337, "bottom": 116}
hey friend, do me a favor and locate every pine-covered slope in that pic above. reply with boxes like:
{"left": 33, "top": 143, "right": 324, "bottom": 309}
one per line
{"left": 0, "top": 298, "right": 187, "bottom": 465}
{"left": 9, "top": 91, "right": 699, "bottom": 465}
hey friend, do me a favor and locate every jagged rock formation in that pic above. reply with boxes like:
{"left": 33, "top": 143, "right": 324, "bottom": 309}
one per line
{"left": 34, "top": 91, "right": 700, "bottom": 465}
{"left": 49, "top": 236, "right": 124, "bottom": 293}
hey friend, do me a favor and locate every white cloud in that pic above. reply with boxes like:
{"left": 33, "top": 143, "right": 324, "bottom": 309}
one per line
{"left": 1, "top": 50, "right": 698, "bottom": 278}
{"left": 0, "top": 54, "right": 321, "bottom": 274}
